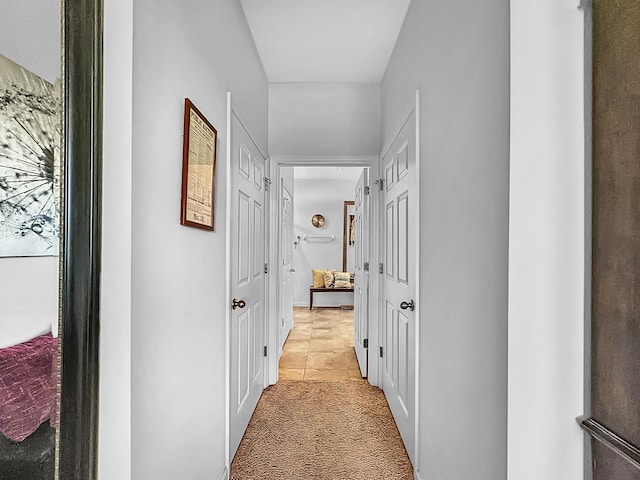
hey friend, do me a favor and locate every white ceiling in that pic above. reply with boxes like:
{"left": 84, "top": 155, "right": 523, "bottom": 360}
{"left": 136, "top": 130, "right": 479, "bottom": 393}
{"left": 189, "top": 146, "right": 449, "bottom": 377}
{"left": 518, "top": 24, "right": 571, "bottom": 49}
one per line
{"left": 240, "top": 0, "right": 411, "bottom": 83}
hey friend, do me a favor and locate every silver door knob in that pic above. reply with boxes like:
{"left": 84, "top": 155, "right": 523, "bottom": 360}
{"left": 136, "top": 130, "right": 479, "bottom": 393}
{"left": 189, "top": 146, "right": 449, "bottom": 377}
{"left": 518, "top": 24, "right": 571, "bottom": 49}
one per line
{"left": 232, "top": 298, "right": 246, "bottom": 310}
{"left": 400, "top": 300, "right": 415, "bottom": 311}
{"left": 290, "top": 268, "right": 296, "bottom": 273}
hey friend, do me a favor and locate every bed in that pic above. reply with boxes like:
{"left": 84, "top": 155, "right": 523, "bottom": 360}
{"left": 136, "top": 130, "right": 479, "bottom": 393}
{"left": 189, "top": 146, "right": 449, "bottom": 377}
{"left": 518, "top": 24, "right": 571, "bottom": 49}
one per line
{"left": 0, "top": 333, "right": 57, "bottom": 479}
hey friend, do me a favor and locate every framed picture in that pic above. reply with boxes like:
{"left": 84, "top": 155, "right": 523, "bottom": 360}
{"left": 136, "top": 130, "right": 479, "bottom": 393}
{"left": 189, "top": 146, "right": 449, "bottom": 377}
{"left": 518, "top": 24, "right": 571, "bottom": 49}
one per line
{"left": 348, "top": 214, "right": 355, "bottom": 245}
{"left": 0, "top": 55, "right": 61, "bottom": 256}
{"left": 180, "top": 98, "right": 217, "bottom": 231}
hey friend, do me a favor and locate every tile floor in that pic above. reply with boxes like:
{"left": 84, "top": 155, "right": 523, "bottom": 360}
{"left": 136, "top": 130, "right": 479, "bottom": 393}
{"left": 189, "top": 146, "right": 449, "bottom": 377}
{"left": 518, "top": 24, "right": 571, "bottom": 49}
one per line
{"left": 279, "top": 307, "right": 364, "bottom": 381}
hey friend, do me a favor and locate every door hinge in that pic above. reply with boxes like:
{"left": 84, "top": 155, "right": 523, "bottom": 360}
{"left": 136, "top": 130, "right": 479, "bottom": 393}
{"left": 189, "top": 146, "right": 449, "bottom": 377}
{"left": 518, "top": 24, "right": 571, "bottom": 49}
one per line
{"left": 375, "top": 178, "right": 384, "bottom": 191}
{"left": 364, "top": 186, "right": 370, "bottom": 195}
{"left": 379, "top": 263, "right": 384, "bottom": 274}
{"left": 363, "top": 262, "right": 370, "bottom": 272}
{"left": 363, "top": 339, "right": 368, "bottom": 348}
{"left": 379, "top": 346, "right": 384, "bottom": 358}
{"left": 264, "top": 263, "right": 268, "bottom": 274}
{"left": 263, "top": 345, "right": 268, "bottom": 357}
{"left": 263, "top": 177, "right": 272, "bottom": 191}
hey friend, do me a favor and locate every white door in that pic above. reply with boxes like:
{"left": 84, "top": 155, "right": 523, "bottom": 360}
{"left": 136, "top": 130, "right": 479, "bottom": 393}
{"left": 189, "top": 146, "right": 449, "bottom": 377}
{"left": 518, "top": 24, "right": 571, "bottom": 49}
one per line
{"left": 381, "top": 110, "right": 417, "bottom": 463}
{"left": 353, "top": 169, "right": 369, "bottom": 376}
{"left": 229, "top": 111, "right": 267, "bottom": 459}
{"left": 279, "top": 179, "right": 294, "bottom": 352}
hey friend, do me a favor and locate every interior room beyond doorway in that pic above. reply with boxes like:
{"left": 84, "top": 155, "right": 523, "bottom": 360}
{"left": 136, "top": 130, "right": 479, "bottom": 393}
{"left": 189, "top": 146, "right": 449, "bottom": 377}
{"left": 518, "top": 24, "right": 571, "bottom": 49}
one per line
{"left": 284, "top": 166, "right": 363, "bottom": 306}
{"left": 277, "top": 165, "right": 367, "bottom": 380}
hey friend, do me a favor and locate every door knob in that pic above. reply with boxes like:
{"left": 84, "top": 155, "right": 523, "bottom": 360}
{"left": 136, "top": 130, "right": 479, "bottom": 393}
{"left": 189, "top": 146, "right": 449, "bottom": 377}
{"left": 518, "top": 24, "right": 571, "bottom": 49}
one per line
{"left": 290, "top": 268, "right": 296, "bottom": 273}
{"left": 400, "top": 300, "right": 415, "bottom": 311}
{"left": 232, "top": 298, "right": 246, "bottom": 310}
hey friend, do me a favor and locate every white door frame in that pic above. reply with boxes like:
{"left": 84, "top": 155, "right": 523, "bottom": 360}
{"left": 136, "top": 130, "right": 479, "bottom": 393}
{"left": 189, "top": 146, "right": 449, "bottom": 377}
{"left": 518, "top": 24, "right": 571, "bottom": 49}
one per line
{"left": 278, "top": 177, "right": 294, "bottom": 353}
{"left": 353, "top": 168, "right": 370, "bottom": 377}
{"left": 266, "top": 155, "right": 381, "bottom": 386}
{"left": 225, "top": 92, "right": 271, "bottom": 473}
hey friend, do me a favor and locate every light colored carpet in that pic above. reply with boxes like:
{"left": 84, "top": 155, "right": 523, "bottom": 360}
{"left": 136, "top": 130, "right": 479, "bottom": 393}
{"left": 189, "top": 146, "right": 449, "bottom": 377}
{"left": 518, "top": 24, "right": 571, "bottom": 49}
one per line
{"left": 230, "top": 380, "right": 413, "bottom": 480}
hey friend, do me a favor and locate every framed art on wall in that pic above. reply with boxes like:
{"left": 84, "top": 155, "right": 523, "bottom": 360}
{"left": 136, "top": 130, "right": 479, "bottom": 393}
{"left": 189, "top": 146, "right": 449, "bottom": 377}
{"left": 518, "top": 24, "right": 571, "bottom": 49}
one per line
{"left": 0, "top": 55, "right": 61, "bottom": 257}
{"left": 180, "top": 98, "right": 217, "bottom": 231}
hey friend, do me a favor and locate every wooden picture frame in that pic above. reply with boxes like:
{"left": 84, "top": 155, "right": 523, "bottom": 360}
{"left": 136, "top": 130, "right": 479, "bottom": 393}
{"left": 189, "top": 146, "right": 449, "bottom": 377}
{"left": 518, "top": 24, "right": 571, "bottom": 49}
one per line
{"left": 180, "top": 98, "right": 217, "bottom": 231}
{"left": 59, "top": 0, "right": 103, "bottom": 477}
{"left": 343, "top": 200, "right": 355, "bottom": 271}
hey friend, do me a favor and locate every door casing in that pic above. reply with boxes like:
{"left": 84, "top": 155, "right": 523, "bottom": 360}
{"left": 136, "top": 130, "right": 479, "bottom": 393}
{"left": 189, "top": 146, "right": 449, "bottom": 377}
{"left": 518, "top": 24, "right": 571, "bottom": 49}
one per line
{"left": 353, "top": 170, "right": 370, "bottom": 377}
{"left": 279, "top": 178, "right": 294, "bottom": 352}
{"left": 267, "top": 156, "right": 379, "bottom": 386}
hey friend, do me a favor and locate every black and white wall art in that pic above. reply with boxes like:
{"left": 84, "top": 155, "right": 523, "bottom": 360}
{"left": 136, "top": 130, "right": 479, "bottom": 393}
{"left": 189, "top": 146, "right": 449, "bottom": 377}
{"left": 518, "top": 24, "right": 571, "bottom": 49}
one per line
{"left": 0, "top": 54, "right": 61, "bottom": 257}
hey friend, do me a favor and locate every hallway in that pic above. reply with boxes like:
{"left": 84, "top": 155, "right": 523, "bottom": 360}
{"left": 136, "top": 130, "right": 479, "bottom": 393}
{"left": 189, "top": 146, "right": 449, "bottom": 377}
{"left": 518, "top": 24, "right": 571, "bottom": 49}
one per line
{"left": 34, "top": 0, "right": 592, "bottom": 478}
{"left": 230, "top": 307, "right": 412, "bottom": 479}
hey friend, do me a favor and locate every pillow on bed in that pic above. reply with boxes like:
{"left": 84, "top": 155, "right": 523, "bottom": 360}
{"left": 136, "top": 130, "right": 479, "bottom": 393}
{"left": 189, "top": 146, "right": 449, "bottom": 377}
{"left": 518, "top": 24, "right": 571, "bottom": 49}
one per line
{"left": 334, "top": 271, "right": 350, "bottom": 288}
{"left": 0, "top": 334, "right": 57, "bottom": 442}
{"left": 323, "top": 269, "right": 335, "bottom": 288}
{"left": 312, "top": 269, "right": 325, "bottom": 288}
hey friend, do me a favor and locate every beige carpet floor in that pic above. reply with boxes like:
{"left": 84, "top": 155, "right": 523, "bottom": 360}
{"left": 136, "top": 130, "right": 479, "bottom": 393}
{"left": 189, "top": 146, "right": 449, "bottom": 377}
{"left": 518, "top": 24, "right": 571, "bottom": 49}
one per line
{"left": 230, "top": 380, "right": 413, "bottom": 480}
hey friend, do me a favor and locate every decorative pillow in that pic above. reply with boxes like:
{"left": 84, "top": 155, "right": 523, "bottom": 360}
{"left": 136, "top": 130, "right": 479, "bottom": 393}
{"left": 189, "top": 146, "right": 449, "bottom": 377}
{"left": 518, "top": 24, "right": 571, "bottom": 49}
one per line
{"left": 334, "top": 271, "right": 350, "bottom": 288}
{"left": 323, "top": 269, "right": 335, "bottom": 288}
{"left": 312, "top": 269, "right": 325, "bottom": 287}
{"left": 0, "top": 334, "right": 57, "bottom": 442}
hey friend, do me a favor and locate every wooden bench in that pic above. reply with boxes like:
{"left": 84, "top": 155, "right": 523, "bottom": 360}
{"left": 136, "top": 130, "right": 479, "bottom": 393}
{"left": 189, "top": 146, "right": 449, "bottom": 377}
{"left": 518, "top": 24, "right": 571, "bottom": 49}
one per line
{"left": 309, "top": 285, "right": 354, "bottom": 310}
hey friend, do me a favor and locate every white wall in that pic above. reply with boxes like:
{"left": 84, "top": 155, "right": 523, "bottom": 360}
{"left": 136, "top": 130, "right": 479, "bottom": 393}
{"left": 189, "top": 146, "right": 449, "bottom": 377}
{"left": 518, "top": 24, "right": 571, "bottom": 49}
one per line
{"left": 508, "top": 2, "right": 585, "bottom": 479}
{"left": 269, "top": 83, "right": 381, "bottom": 156}
{"left": 100, "top": 0, "right": 133, "bottom": 478}
{"left": 0, "top": 0, "right": 60, "bottom": 83}
{"left": 292, "top": 169, "right": 359, "bottom": 307}
{"left": 382, "top": 1, "right": 510, "bottom": 479}
{"left": 0, "top": 258, "right": 58, "bottom": 347}
{"left": 0, "top": 0, "right": 60, "bottom": 347}
{"left": 131, "top": 1, "right": 267, "bottom": 478}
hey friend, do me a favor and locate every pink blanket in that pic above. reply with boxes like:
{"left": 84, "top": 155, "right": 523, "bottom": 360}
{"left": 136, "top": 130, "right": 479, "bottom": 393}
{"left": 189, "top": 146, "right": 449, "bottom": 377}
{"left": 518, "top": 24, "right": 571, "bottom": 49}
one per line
{"left": 0, "top": 333, "right": 57, "bottom": 442}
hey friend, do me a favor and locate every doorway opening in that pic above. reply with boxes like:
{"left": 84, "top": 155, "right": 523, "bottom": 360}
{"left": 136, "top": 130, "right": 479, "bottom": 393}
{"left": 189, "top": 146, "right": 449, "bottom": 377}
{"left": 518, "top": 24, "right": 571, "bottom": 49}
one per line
{"left": 227, "top": 94, "right": 420, "bottom": 473}
{"left": 264, "top": 158, "right": 380, "bottom": 389}
{"left": 276, "top": 166, "right": 369, "bottom": 382}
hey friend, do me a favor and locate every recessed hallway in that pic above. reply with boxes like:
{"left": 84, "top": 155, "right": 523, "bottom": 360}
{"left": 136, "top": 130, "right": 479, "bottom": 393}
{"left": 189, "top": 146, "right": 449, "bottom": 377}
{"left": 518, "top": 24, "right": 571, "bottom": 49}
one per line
{"left": 230, "top": 307, "right": 412, "bottom": 479}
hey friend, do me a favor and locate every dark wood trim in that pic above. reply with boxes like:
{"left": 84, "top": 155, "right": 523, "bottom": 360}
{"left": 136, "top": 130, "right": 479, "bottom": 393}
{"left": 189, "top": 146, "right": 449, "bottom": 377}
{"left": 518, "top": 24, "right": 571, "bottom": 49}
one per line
{"left": 589, "top": 6, "right": 640, "bottom": 479}
{"left": 180, "top": 98, "right": 217, "bottom": 231}
{"left": 309, "top": 285, "right": 354, "bottom": 310}
{"left": 579, "top": 417, "right": 640, "bottom": 471}
{"left": 342, "top": 200, "right": 354, "bottom": 272}
{"left": 59, "top": 0, "right": 103, "bottom": 478}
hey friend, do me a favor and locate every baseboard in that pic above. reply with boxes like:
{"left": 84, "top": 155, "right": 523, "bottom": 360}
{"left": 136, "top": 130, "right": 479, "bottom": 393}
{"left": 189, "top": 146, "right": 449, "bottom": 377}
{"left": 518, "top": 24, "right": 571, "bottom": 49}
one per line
{"left": 220, "top": 466, "right": 229, "bottom": 480}
{"left": 293, "top": 302, "right": 308, "bottom": 307}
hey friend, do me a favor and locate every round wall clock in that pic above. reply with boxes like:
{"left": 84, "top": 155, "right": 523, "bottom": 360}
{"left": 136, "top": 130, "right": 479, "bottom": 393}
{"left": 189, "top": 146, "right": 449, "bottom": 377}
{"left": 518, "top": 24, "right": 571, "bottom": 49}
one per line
{"left": 311, "top": 214, "right": 325, "bottom": 228}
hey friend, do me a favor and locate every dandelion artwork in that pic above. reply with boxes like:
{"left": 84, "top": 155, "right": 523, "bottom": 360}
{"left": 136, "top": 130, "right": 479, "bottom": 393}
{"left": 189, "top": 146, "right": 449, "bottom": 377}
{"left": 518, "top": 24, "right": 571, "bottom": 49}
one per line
{"left": 0, "top": 54, "right": 61, "bottom": 257}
